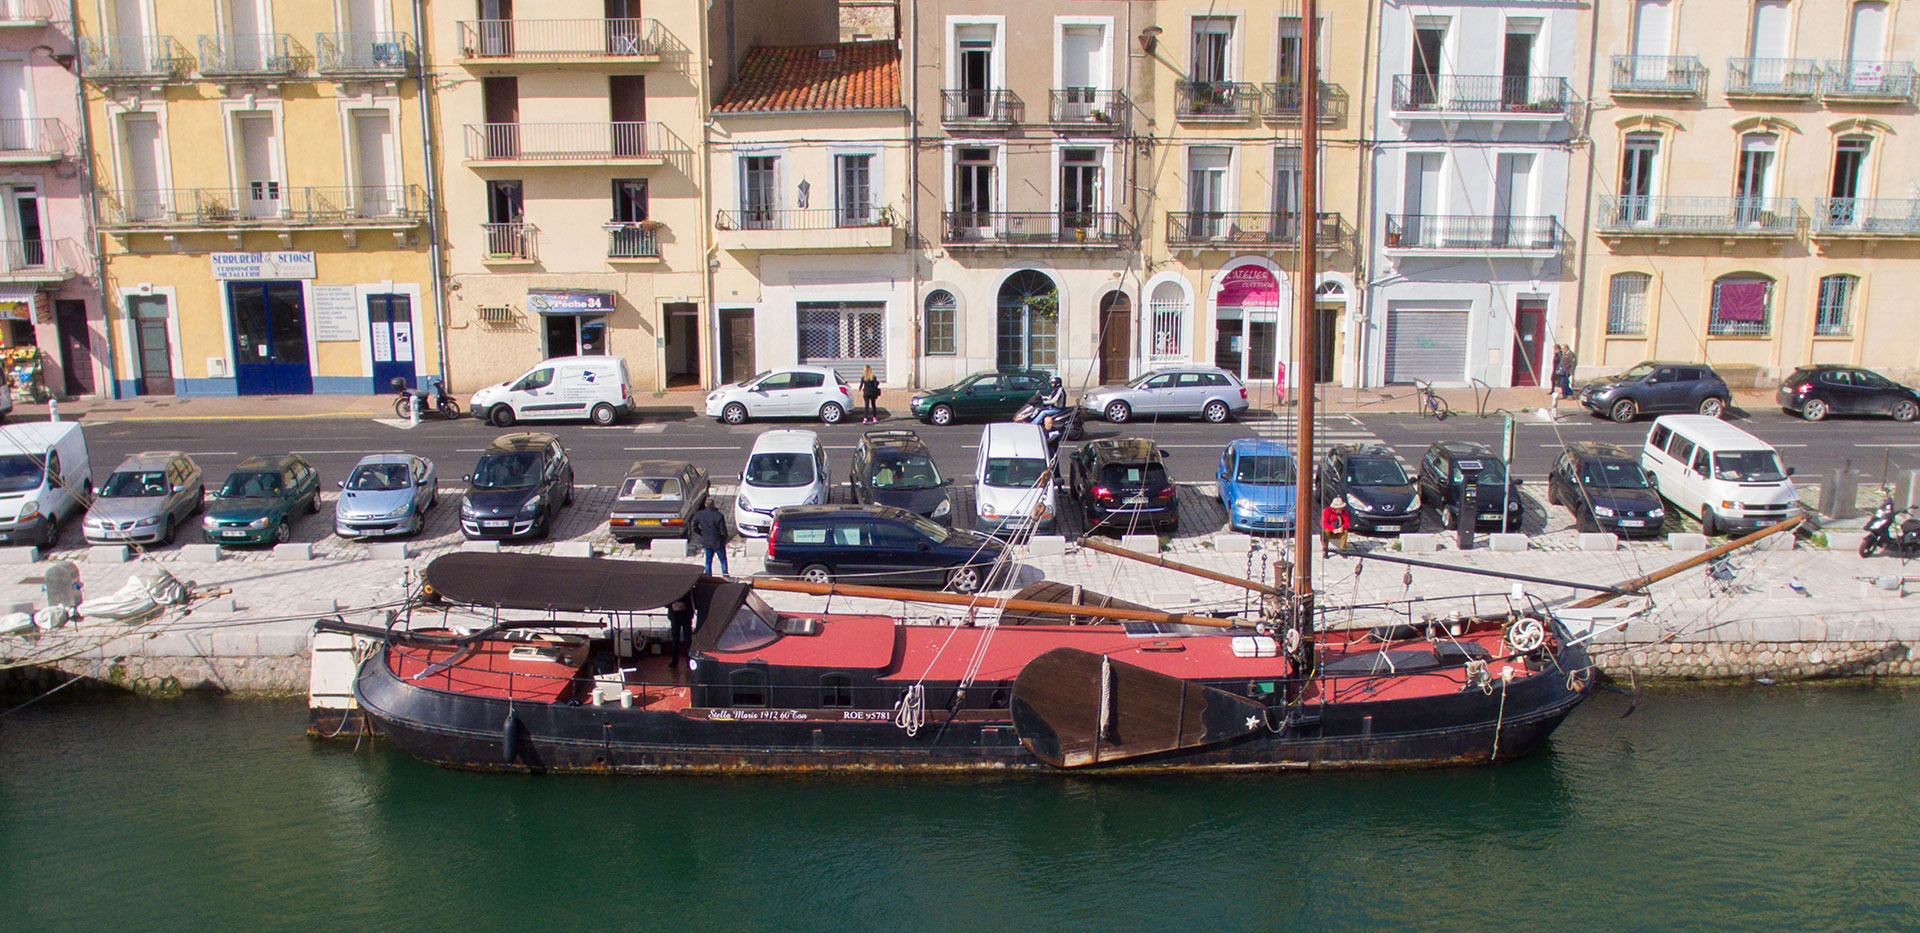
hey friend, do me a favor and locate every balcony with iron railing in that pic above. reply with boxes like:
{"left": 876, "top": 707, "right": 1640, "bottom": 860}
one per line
{"left": 942, "top": 210, "right": 1133, "bottom": 247}
{"left": 1822, "top": 60, "right": 1917, "bottom": 101}
{"left": 714, "top": 207, "right": 898, "bottom": 251}
{"left": 1391, "top": 75, "right": 1575, "bottom": 118}
{"left": 1595, "top": 195, "right": 1805, "bottom": 237}
{"left": 1048, "top": 89, "right": 1128, "bottom": 132}
{"left": 0, "top": 118, "right": 71, "bottom": 163}
{"left": 604, "top": 222, "right": 660, "bottom": 259}
{"left": 1263, "top": 81, "right": 1346, "bottom": 124}
{"left": 95, "top": 185, "right": 428, "bottom": 231}
{"left": 1166, "top": 210, "right": 1346, "bottom": 251}
{"left": 941, "top": 89, "right": 1020, "bottom": 127}
{"left": 0, "top": 237, "right": 80, "bottom": 283}
{"left": 316, "top": 32, "right": 415, "bottom": 76}
{"left": 197, "top": 33, "right": 302, "bottom": 78}
{"left": 0, "top": 0, "right": 59, "bottom": 26}
{"left": 483, "top": 222, "right": 537, "bottom": 261}
{"left": 1175, "top": 80, "right": 1260, "bottom": 121}
{"left": 1725, "top": 57, "right": 1820, "bottom": 98}
{"left": 1384, "top": 214, "right": 1564, "bottom": 254}
{"left": 1610, "top": 55, "right": 1709, "bottom": 98}
{"left": 457, "top": 19, "right": 665, "bottom": 63}
{"left": 461, "top": 122, "right": 689, "bottom": 166}
{"left": 1813, "top": 198, "right": 1920, "bottom": 237}
{"left": 79, "top": 36, "right": 192, "bottom": 84}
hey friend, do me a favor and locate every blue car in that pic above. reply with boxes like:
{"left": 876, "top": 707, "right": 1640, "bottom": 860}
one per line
{"left": 1217, "top": 438, "right": 1298, "bottom": 533}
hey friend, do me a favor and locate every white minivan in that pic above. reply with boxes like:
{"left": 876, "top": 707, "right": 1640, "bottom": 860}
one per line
{"left": 1639, "top": 415, "right": 1797, "bottom": 536}
{"left": 469, "top": 355, "right": 635, "bottom": 427}
{"left": 0, "top": 421, "right": 90, "bottom": 548}
{"left": 974, "top": 422, "right": 1056, "bottom": 535}
{"left": 735, "top": 429, "right": 829, "bottom": 537}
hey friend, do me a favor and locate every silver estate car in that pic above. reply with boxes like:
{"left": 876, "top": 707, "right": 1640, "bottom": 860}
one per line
{"left": 84, "top": 451, "right": 203, "bottom": 546}
{"left": 1081, "top": 367, "right": 1249, "bottom": 424}
{"left": 335, "top": 454, "right": 438, "bottom": 538}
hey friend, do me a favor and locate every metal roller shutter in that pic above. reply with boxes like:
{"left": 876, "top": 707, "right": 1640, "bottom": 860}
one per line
{"left": 1383, "top": 307, "right": 1469, "bottom": 384}
{"left": 796, "top": 301, "right": 887, "bottom": 382}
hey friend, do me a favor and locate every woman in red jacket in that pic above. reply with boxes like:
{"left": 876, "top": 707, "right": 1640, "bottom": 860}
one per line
{"left": 1320, "top": 497, "right": 1350, "bottom": 557}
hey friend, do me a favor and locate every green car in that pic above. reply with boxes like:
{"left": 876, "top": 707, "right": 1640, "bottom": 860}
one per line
{"left": 909, "top": 370, "right": 1051, "bottom": 426}
{"left": 202, "top": 455, "right": 322, "bottom": 545}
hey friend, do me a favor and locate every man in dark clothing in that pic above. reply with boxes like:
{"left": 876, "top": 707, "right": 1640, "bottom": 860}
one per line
{"left": 666, "top": 598, "right": 695, "bottom": 670}
{"left": 1551, "top": 345, "right": 1576, "bottom": 399}
{"left": 690, "top": 496, "right": 730, "bottom": 576}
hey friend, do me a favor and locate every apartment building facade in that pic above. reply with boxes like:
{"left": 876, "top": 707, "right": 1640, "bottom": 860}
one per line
{"left": 433, "top": 0, "right": 841, "bottom": 394}
{"left": 1581, "top": 0, "right": 1920, "bottom": 382}
{"left": 80, "top": 0, "right": 436, "bottom": 397}
{"left": 1363, "top": 0, "right": 1587, "bottom": 389}
{"left": 0, "top": 0, "right": 100, "bottom": 398}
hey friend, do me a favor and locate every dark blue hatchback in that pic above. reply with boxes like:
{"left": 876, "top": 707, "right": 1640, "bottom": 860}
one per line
{"left": 766, "top": 505, "right": 1004, "bottom": 594}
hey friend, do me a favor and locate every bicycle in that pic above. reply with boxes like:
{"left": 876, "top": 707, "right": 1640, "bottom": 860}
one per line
{"left": 1414, "top": 380, "right": 1450, "bottom": 421}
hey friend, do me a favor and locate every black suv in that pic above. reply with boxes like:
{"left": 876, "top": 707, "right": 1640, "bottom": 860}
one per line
{"left": 1317, "top": 444, "right": 1420, "bottom": 534}
{"left": 1777, "top": 365, "right": 1920, "bottom": 422}
{"left": 1415, "top": 441, "right": 1524, "bottom": 531}
{"left": 1546, "top": 442, "right": 1666, "bottom": 537}
{"left": 460, "top": 433, "right": 574, "bottom": 539}
{"left": 1066, "top": 438, "right": 1177, "bottom": 533}
{"left": 848, "top": 430, "right": 952, "bottom": 524}
{"left": 765, "top": 505, "right": 1003, "bottom": 593}
{"left": 1578, "top": 361, "right": 1732, "bottom": 423}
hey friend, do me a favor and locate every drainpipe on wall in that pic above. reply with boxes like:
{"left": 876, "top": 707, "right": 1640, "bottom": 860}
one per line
{"left": 412, "top": 0, "right": 452, "bottom": 392}
{"left": 1569, "top": 0, "right": 1604, "bottom": 380}
{"left": 905, "top": 0, "right": 919, "bottom": 389}
{"left": 1353, "top": 0, "right": 1380, "bottom": 391}
{"left": 699, "top": 2, "right": 718, "bottom": 391}
{"left": 69, "top": 0, "right": 112, "bottom": 398}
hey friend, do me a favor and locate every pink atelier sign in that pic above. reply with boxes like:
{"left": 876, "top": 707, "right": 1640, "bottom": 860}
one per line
{"left": 1217, "top": 266, "right": 1281, "bottom": 307}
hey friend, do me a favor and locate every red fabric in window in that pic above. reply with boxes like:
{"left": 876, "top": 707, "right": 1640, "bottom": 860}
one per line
{"left": 1716, "top": 281, "right": 1768, "bottom": 322}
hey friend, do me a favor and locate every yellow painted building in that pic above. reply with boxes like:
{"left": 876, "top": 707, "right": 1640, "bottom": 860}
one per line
{"left": 78, "top": 0, "right": 438, "bottom": 397}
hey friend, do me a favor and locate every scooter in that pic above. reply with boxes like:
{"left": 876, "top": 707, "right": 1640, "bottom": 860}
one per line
{"left": 1014, "top": 393, "right": 1086, "bottom": 449}
{"left": 1859, "top": 498, "right": 1920, "bottom": 557}
{"left": 392, "top": 376, "right": 461, "bottom": 420}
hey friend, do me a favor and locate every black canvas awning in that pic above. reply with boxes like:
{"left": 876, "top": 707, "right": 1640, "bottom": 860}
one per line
{"left": 423, "top": 553, "right": 704, "bottom": 613}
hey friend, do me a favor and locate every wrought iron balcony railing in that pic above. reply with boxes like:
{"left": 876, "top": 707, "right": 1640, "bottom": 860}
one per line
{"left": 1823, "top": 60, "right": 1917, "bottom": 100}
{"left": 1262, "top": 81, "right": 1346, "bottom": 123}
{"left": 715, "top": 208, "right": 893, "bottom": 231}
{"left": 461, "top": 122, "right": 688, "bottom": 162}
{"left": 1814, "top": 198, "right": 1920, "bottom": 235}
{"left": 0, "top": 238, "right": 79, "bottom": 277}
{"left": 1166, "top": 210, "right": 1344, "bottom": 248}
{"left": 1175, "top": 80, "right": 1259, "bottom": 120}
{"left": 0, "top": 0, "right": 58, "bottom": 24}
{"left": 1610, "top": 54, "right": 1709, "bottom": 97}
{"left": 1384, "top": 214, "right": 1563, "bottom": 251}
{"left": 459, "top": 19, "right": 664, "bottom": 60}
{"left": 316, "top": 32, "right": 415, "bottom": 75}
{"left": 1725, "top": 57, "right": 1820, "bottom": 97}
{"left": 0, "top": 118, "right": 71, "bottom": 159}
{"left": 483, "top": 222, "right": 537, "bottom": 260}
{"left": 1391, "top": 75, "right": 1574, "bottom": 114}
{"left": 95, "top": 185, "right": 427, "bottom": 229}
{"left": 197, "top": 33, "right": 300, "bottom": 77}
{"left": 79, "top": 36, "right": 191, "bottom": 83}
{"left": 1596, "top": 195, "right": 1805, "bottom": 235}
{"left": 941, "top": 89, "right": 1020, "bottom": 125}
{"left": 942, "top": 211, "right": 1133, "bottom": 247}
{"left": 1048, "top": 89, "right": 1128, "bottom": 130}
{"left": 605, "top": 222, "right": 660, "bottom": 258}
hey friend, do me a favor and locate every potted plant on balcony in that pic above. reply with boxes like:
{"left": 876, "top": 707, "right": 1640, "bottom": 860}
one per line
{"left": 1090, "top": 108, "right": 1112, "bottom": 124}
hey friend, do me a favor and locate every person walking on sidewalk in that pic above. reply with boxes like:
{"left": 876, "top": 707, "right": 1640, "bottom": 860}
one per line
{"left": 1551, "top": 345, "right": 1577, "bottom": 400}
{"left": 690, "top": 496, "right": 730, "bottom": 576}
{"left": 1320, "top": 497, "right": 1350, "bottom": 557}
{"left": 859, "top": 365, "right": 882, "bottom": 424}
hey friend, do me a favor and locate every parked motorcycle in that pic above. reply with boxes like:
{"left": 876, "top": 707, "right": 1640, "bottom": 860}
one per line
{"left": 1014, "top": 392, "right": 1086, "bottom": 449}
{"left": 1859, "top": 498, "right": 1920, "bottom": 557}
{"left": 392, "top": 376, "right": 461, "bottom": 420}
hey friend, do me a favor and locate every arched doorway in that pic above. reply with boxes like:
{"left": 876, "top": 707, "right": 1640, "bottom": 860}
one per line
{"left": 1097, "top": 290, "right": 1130, "bottom": 383}
{"left": 1313, "top": 279, "right": 1346, "bottom": 385}
{"left": 996, "top": 270, "right": 1058, "bottom": 372}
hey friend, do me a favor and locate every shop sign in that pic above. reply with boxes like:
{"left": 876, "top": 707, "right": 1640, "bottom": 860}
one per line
{"left": 1217, "top": 265, "right": 1281, "bottom": 307}
{"left": 527, "top": 290, "right": 616, "bottom": 314}
{"left": 311, "top": 287, "right": 360, "bottom": 341}
{"left": 211, "top": 251, "right": 317, "bottom": 281}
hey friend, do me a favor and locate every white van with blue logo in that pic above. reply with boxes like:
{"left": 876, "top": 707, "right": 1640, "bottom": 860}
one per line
{"left": 469, "top": 355, "right": 634, "bottom": 427}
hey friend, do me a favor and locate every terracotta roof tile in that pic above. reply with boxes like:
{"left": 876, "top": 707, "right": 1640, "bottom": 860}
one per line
{"left": 715, "top": 41, "right": 902, "bottom": 113}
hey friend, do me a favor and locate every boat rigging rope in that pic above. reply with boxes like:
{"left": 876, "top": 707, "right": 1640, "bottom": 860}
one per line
{"left": 893, "top": 683, "right": 925, "bottom": 736}
{"left": 1491, "top": 666, "right": 1515, "bottom": 759}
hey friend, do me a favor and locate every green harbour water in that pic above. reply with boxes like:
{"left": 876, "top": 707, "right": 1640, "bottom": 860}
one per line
{"left": 2, "top": 685, "right": 1917, "bottom": 930}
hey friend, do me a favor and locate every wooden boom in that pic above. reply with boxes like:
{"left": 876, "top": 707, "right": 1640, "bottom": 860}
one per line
{"left": 1570, "top": 515, "right": 1804, "bottom": 610}
{"left": 748, "top": 577, "right": 1249, "bottom": 629}
{"left": 1075, "top": 536, "right": 1289, "bottom": 597}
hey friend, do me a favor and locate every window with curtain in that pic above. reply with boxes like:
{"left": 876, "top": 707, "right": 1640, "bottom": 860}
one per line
{"left": 924, "top": 290, "right": 957, "bottom": 354}
{"left": 1815, "top": 274, "right": 1858, "bottom": 336}
{"left": 1607, "top": 273, "right": 1650, "bottom": 335}
{"left": 1708, "top": 274, "right": 1774, "bottom": 336}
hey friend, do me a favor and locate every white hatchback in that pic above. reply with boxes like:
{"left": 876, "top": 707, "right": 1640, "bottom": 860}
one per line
{"left": 734, "top": 430, "right": 829, "bottom": 537}
{"left": 705, "top": 366, "right": 854, "bottom": 425}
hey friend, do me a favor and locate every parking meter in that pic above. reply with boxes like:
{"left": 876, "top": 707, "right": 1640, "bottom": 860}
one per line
{"left": 1455, "top": 459, "right": 1482, "bottom": 550}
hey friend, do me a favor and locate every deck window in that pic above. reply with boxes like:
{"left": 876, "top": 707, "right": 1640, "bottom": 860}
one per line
{"left": 729, "top": 668, "right": 767, "bottom": 707}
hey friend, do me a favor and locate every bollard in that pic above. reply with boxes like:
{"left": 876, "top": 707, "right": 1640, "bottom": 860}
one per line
{"left": 408, "top": 392, "right": 420, "bottom": 427}
{"left": 47, "top": 397, "right": 58, "bottom": 422}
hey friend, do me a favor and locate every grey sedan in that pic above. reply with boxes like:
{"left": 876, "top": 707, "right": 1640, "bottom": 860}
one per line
{"left": 1081, "top": 367, "right": 1249, "bottom": 424}
{"left": 335, "top": 454, "right": 437, "bottom": 538}
{"left": 83, "top": 451, "right": 204, "bottom": 546}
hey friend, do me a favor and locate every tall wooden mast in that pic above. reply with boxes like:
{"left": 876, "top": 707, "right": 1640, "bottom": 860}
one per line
{"left": 1289, "top": 0, "right": 1321, "bottom": 659}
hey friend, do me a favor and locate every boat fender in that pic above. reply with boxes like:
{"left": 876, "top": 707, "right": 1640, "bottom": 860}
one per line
{"left": 502, "top": 711, "right": 520, "bottom": 764}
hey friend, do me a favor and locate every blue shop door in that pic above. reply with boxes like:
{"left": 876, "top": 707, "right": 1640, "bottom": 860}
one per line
{"left": 229, "top": 282, "right": 313, "bottom": 395}
{"left": 367, "top": 293, "right": 416, "bottom": 391}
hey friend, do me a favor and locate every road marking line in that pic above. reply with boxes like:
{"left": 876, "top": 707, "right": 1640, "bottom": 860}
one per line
{"left": 188, "top": 451, "right": 240, "bottom": 456}
{"left": 622, "top": 445, "right": 746, "bottom": 450}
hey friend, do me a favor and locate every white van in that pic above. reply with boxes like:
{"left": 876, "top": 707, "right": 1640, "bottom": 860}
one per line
{"left": 469, "top": 356, "right": 635, "bottom": 427}
{"left": 735, "top": 429, "right": 828, "bottom": 537}
{"left": 1639, "top": 415, "right": 1797, "bottom": 536}
{"left": 974, "top": 422, "right": 1056, "bottom": 535}
{"left": 0, "top": 421, "right": 90, "bottom": 548}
